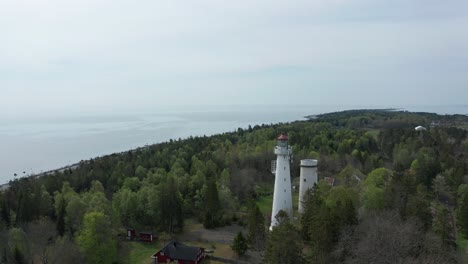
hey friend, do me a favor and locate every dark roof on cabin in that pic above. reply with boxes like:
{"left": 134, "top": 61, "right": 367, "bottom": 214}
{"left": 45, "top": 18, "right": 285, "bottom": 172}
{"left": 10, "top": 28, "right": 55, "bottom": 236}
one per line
{"left": 160, "top": 241, "right": 201, "bottom": 261}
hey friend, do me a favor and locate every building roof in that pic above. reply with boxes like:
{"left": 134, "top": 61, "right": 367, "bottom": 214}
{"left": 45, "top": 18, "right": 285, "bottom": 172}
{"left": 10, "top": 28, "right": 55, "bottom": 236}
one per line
{"left": 158, "top": 241, "right": 202, "bottom": 261}
{"left": 278, "top": 132, "right": 288, "bottom": 141}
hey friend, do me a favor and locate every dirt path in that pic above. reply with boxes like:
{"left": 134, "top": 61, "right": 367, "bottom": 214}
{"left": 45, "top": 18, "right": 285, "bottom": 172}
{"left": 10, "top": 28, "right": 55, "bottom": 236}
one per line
{"left": 179, "top": 223, "right": 244, "bottom": 244}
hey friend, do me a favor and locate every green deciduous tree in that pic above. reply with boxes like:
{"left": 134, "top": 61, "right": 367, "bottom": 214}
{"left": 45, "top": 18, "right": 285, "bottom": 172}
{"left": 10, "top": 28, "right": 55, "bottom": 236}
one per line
{"left": 76, "top": 212, "right": 117, "bottom": 264}
{"left": 363, "top": 185, "right": 385, "bottom": 210}
{"left": 362, "top": 168, "right": 392, "bottom": 211}
{"left": 65, "top": 195, "right": 87, "bottom": 235}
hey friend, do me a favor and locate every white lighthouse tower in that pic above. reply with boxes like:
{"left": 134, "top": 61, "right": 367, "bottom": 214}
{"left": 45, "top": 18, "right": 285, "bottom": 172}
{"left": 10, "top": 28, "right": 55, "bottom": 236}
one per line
{"left": 270, "top": 132, "right": 293, "bottom": 230}
{"left": 298, "top": 159, "right": 318, "bottom": 214}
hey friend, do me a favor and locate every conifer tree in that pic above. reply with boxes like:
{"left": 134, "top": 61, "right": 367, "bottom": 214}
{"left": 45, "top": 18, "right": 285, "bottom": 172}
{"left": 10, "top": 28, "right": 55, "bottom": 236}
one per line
{"left": 301, "top": 185, "right": 323, "bottom": 241}
{"left": 203, "top": 178, "right": 221, "bottom": 228}
{"left": 247, "top": 201, "right": 266, "bottom": 250}
{"left": 231, "top": 231, "right": 248, "bottom": 256}
{"left": 159, "top": 176, "right": 184, "bottom": 232}
{"left": 0, "top": 196, "right": 10, "bottom": 228}
{"left": 265, "top": 212, "right": 303, "bottom": 264}
{"left": 458, "top": 192, "right": 468, "bottom": 238}
{"left": 55, "top": 195, "right": 66, "bottom": 237}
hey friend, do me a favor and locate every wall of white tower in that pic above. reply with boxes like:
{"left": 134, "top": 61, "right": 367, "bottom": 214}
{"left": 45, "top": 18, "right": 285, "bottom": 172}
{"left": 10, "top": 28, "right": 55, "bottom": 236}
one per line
{"left": 298, "top": 159, "right": 318, "bottom": 214}
{"left": 270, "top": 146, "right": 293, "bottom": 230}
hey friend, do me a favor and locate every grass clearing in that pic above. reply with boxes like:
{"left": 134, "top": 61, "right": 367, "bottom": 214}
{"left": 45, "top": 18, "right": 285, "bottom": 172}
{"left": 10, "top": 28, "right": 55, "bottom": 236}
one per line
{"left": 121, "top": 241, "right": 162, "bottom": 264}
{"left": 256, "top": 194, "right": 273, "bottom": 215}
{"left": 185, "top": 241, "right": 236, "bottom": 263}
{"left": 256, "top": 190, "right": 300, "bottom": 217}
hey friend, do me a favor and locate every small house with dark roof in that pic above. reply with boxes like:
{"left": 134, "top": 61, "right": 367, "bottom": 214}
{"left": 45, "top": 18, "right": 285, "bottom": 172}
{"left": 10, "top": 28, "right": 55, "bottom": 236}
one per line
{"left": 151, "top": 241, "right": 205, "bottom": 264}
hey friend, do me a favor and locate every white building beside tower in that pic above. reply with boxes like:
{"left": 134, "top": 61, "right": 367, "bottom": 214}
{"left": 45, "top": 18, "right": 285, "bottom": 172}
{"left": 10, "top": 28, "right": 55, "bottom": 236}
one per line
{"left": 270, "top": 132, "right": 293, "bottom": 230}
{"left": 298, "top": 159, "right": 318, "bottom": 214}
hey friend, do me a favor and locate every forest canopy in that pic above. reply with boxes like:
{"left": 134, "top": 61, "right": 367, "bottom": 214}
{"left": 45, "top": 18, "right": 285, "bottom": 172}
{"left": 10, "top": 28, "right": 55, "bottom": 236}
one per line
{"left": 0, "top": 109, "right": 467, "bottom": 263}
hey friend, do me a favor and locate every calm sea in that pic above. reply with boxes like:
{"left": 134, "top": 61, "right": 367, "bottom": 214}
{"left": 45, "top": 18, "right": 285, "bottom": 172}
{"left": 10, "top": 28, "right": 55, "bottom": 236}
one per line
{"left": 1, "top": 105, "right": 467, "bottom": 184}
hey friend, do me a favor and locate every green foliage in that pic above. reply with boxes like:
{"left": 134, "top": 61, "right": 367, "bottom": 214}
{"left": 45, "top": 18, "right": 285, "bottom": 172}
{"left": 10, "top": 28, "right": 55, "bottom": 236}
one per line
{"left": 361, "top": 168, "right": 392, "bottom": 211}
{"left": 411, "top": 148, "right": 442, "bottom": 187}
{"left": 112, "top": 188, "right": 139, "bottom": 228}
{"left": 432, "top": 205, "right": 452, "bottom": 244}
{"left": 458, "top": 184, "right": 468, "bottom": 201}
{"left": 122, "top": 177, "right": 141, "bottom": 192}
{"left": 65, "top": 195, "right": 87, "bottom": 235}
{"left": 1, "top": 109, "right": 466, "bottom": 263}
{"left": 135, "top": 165, "right": 148, "bottom": 180}
{"left": 301, "top": 184, "right": 357, "bottom": 260}
{"left": 432, "top": 174, "right": 452, "bottom": 201}
{"left": 337, "top": 165, "right": 363, "bottom": 187}
{"left": 0, "top": 193, "right": 10, "bottom": 228}
{"left": 265, "top": 213, "right": 303, "bottom": 264}
{"left": 77, "top": 212, "right": 117, "bottom": 264}
{"left": 247, "top": 201, "right": 266, "bottom": 250}
{"left": 365, "top": 168, "right": 391, "bottom": 186}
{"left": 458, "top": 191, "right": 468, "bottom": 238}
{"left": 362, "top": 185, "right": 385, "bottom": 210}
{"left": 0, "top": 228, "right": 29, "bottom": 264}
{"left": 393, "top": 144, "right": 413, "bottom": 171}
{"left": 203, "top": 179, "right": 222, "bottom": 228}
{"left": 231, "top": 231, "right": 248, "bottom": 256}
{"left": 55, "top": 194, "right": 66, "bottom": 236}
{"left": 405, "top": 185, "right": 432, "bottom": 230}
{"left": 158, "top": 176, "right": 184, "bottom": 232}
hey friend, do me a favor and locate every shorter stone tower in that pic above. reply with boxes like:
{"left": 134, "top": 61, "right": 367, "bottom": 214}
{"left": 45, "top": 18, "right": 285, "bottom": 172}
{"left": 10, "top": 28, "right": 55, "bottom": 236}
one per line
{"left": 298, "top": 159, "right": 318, "bottom": 214}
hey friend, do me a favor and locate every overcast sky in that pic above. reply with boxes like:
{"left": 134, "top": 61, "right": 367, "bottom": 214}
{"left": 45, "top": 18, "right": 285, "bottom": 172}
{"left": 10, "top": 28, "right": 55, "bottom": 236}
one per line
{"left": 1, "top": 0, "right": 467, "bottom": 116}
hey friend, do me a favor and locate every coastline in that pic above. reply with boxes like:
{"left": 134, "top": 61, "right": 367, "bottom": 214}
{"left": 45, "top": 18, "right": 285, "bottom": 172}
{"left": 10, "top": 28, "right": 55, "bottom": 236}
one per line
{"left": 1, "top": 107, "right": 467, "bottom": 187}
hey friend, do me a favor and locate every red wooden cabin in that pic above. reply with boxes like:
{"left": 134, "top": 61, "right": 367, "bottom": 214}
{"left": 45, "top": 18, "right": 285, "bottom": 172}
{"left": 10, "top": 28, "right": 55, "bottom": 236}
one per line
{"left": 139, "top": 232, "right": 154, "bottom": 242}
{"left": 152, "top": 241, "right": 205, "bottom": 264}
{"left": 126, "top": 229, "right": 136, "bottom": 240}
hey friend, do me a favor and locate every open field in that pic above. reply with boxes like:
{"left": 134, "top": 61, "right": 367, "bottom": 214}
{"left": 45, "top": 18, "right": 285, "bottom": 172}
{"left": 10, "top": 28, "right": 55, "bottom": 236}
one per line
{"left": 125, "top": 219, "right": 249, "bottom": 264}
{"left": 119, "top": 241, "right": 163, "bottom": 264}
{"left": 256, "top": 190, "right": 300, "bottom": 216}
{"left": 125, "top": 187, "right": 301, "bottom": 264}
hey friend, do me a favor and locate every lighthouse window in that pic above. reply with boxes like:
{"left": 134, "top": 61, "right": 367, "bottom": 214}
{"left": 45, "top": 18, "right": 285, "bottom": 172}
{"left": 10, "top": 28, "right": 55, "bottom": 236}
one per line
{"left": 284, "top": 189, "right": 286, "bottom": 192}
{"left": 284, "top": 178, "right": 286, "bottom": 181}
{"left": 304, "top": 179, "right": 307, "bottom": 182}
{"left": 284, "top": 167, "right": 286, "bottom": 170}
